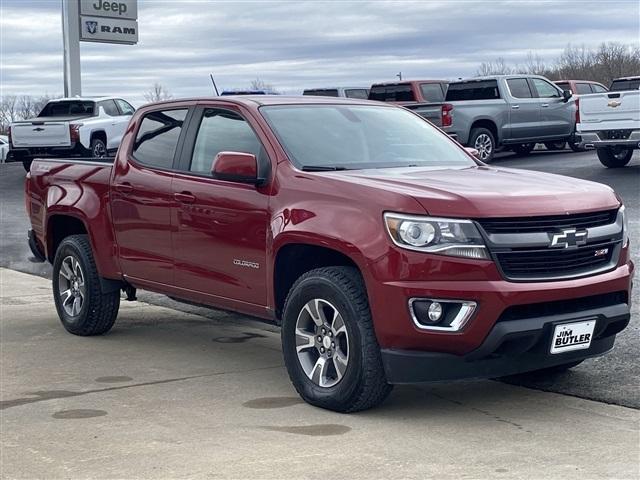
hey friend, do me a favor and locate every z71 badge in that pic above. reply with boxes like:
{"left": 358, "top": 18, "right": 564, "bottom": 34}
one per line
{"left": 233, "top": 259, "right": 260, "bottom": 269}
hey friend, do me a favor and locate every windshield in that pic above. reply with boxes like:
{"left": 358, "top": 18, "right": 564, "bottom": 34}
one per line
{"left": 260, "top": 105, "right": 476, "bottom": 170}
{"left": 38, "top": 101, "right": 95, "bottom": 117}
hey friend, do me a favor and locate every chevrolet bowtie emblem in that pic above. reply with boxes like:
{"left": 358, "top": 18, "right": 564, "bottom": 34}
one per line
{"left": 607, "top": 100, "right": 621, "bottom": 108}
{"left": 550, "top": 228, "right": 588, "bottom": 249}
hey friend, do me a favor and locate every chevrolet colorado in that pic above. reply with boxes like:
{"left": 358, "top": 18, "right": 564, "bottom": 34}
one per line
{"left": 8, "top": 96, "right": 135, "bottom": 171}
{"left": 26, "top": 96, "right": 633, "bottom": 412}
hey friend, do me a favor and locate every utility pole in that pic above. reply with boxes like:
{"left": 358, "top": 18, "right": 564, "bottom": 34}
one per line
{"left": 396, "top": 72, "right": 403, "bottom": 81}
{"left": 62, "top": 0, "right": 81, "bottom": 96}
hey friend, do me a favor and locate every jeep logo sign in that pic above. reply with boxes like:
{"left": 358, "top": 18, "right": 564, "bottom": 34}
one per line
{"left": 80, "top": 0, "right": 138, "bottom": 20}
{"left": 80, "top": 16, "right": 138, "bottom": 44}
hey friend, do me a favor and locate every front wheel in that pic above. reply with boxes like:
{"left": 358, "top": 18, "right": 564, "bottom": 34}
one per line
{"left": 597, "top": 146, "right": 633, "bottom": 168}
{"left": 90, "top": 138, "right": 107, "bottom": 158}
{"left": 281, "top": 266, "right": 392, "bottom": 412}
{"left": 52, "top": 235, "right": 120, "bottom": 335}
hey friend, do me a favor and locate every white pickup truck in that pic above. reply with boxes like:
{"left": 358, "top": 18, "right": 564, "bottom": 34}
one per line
{"left": 577, "top": 76, "right": 640, "bottom": 168}
{"left": 8, "top": 96, "right": 135, "bottom": 171}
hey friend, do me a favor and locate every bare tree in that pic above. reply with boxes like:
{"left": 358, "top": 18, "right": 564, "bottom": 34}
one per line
{"left": 476, "top": 57, "right": 513, "bottom": 76}
{"left": 249, "top": 78, "right": 278, "bottom": 93}
{"left": 0, "top": 95, "right": 18, "bottom": 133}
{"left": 520, "top": 51, "right": 550, "bottom": 76}
{"left": 144, "top": 83, "right": 173, "bottom": 103}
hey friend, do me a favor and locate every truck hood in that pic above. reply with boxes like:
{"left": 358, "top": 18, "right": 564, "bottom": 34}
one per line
{"left": 328, "top": 166, "right": 620, "bottom": 217}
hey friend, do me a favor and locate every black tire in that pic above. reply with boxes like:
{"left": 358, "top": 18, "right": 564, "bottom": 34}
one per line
{"left": 22, "top": 157, "right": 33, "bottom": 172}
{"left": 512, "top": 143, "right": 536, "bottom": 156}
{"left": 569, "top": 140, "right": 586, "bottom": 152}
{"left": 468, "top": 127, "right": 495, "bottom": 163}
{"left": 544, "top": 141, "right": 566, "bottom": 151}
{"left": 281, "top": 266, "right": 392, "bottom": 412}
{"left": 52, "top": 234, "right": 120, "bottom": 336}
{"left": 90, "top": 137, "right": 107, "bottom": 158}
{"left": 597, "top": 146, "right": 633, "bottom": 168}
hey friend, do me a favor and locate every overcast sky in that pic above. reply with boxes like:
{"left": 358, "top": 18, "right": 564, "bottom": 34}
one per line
{"left": 1, "top": 0, "right": 638, "bottom": 104}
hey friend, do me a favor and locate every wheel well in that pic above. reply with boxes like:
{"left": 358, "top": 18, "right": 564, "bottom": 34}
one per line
{"left": 90, "top": 130, "right": 107, "bottom": 145}
{"left": 470, "top": 119, "right": 499, "bottom": 144}
{"left": 47, "top": 215, "right": 88, "bottom": 261}
{"left": 274, "top": 244, "right": 359, "bottom": 319}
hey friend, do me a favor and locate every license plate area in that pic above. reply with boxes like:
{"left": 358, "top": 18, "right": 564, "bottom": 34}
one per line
{"left": 550, "top": 320, "right": 596, "bottom": 354}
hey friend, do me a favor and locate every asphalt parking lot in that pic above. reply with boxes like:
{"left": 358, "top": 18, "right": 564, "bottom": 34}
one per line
{"left": 1, "top": 148, "right": 639, "bottom": 478}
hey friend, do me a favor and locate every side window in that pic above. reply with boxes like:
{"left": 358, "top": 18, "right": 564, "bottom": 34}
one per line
{"left": 592, "top": 84, "right": 608, "bottom": 93}
{"left": 116, "top": 99, "right": 135, "bottom": 115}
{"left": 345, "top": 89, "right": 369, "bottom": 99}
{"left": 506, "top": 78, "right": 533, "bottom": 98}
{"left": 419, "top": 83, "right": 445, "bottom": 102}
{"left": 576, "top": 83, "right": 593, "bottom": 95}
{"left": 189, "top": 109, "right": 262, "bottom": 174}
{"left": 531, "top": 78, "right": 560, "bottom": 98}
{"left": 132, "top": 109, "right": 188, "bottom": 169}
{"left": 98, "top": 100, "right": 120, "bottom": 116}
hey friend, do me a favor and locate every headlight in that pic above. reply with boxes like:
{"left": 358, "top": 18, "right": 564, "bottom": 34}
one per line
{"left": 384, "top": 213, "right": 489, "bottom": 259}
{"left": 620, "top": 205, "right": 629, "bottom": 247}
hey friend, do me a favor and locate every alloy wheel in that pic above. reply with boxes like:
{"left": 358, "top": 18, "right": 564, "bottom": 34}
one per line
{"left": 474, "top": 134, "right": 492, "bottom": 161}
{"left": 295, "top": 298, "right": 349, "bottom": 388}
{"left": 58, "top": 255, "right": 86, "bottom": 317}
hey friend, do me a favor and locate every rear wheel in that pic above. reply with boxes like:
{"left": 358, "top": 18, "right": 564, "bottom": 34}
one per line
{"left": 569, "top": 140, "right": 586, "bottom": 152}
{"left": 90, "top": 138, "right": 107, "bottom": 158}
{"left": 512, "top": 143, "right": 536, "bottom": 156}
{"left": 544, "top": 141, "right": 566, "bottom": 151}
{"left": 469, "top": 128, "right": 495, "bottom": 163}
{"left": 597, "top": 146, "right": 633, "bottom": 168}
{"left": 22, "top": 157, "right": 33, "bottom": 172}
{"left": 52, "top": 235, "right": 120, "bottom": 336}
{"left": 281, "top": 266, "right": 392, "bottom": 412}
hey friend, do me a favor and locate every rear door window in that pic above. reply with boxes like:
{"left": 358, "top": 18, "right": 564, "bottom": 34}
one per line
{"left": 506, "top": 78, "right": 533, "bottom": 98}
{"left": 344, "top": 89, "right": 369, "bottom": 99}
{"left": 133, "top": 109, "right": 188, "bottom": 169}
{"left": 445, "top": 80, "right": 500, "bottom": 101}
{"left": 591, "top": 84, "right": 608, "bottom": 93}
{"left": 419, "top": 83, "right": 445, "bottom": 102}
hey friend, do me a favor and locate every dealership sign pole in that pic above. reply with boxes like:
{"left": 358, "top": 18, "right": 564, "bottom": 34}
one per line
{"left": 62, "top": 0, "right": 138, "bottom": 97}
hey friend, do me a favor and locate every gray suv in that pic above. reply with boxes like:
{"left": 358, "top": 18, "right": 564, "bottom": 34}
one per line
{"left": 445, "top": 75, "right": 576, "bottom": 162}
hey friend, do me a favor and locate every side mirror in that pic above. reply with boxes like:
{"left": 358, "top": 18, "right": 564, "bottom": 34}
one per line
{"left": 211, "top": 151, "right": 262, "bottom": 185}
{"left": 562, "top": 89, "right": 572, "bottom": 102}
{"left": 464, "top": 147, "right": 481, "bottom": 159}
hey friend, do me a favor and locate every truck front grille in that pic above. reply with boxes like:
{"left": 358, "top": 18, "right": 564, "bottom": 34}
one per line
{"left": 478, "top": 210, "right": 617, "bottom": 234}
{"left": 494, "top": 241, "right": 618, "bottom": 281}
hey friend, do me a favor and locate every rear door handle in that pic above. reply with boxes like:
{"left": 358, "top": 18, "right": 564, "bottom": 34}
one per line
{"left": 511, "top": 105, "right": 520, "bottom": 109}
{"left": 174, "top": 192, "right": 196, "bottom": 204}
{"left": 541, "top": 103, "right": 549, "bottom": 108}
{"left": 114, "top": 182, "right": 133, "bottom": 193}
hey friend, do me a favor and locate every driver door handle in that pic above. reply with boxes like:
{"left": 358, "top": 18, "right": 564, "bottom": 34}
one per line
{"left": 114, "top": 182, "right": 133, "bottom": 193}
{"left": 541, "top": 103, "right": 549, "bottom": 108}
{"left": 511, "top": 105, "right": 520, "bottom": 109}
{"left": 174, "top": 192, "right": 196, "bottom": 204}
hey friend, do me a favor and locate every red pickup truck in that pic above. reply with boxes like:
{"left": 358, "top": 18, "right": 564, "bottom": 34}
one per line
{"left": 26, "top": 96, "right": 633, "bottom": 412}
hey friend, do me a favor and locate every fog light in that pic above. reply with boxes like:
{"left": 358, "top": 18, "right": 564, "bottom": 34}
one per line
{"left": 409, "top": 298, "right": 477, "bottom": 332}
{"left": 427, "top": 302, "right": 443, "bottom": 322}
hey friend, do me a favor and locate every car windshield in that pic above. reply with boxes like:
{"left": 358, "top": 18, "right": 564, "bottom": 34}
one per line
{"left": 38, "top": 101, "right": 95, "bottom": 117}
{"left": 260, "top": 105, "right": 476, "bottom": 170}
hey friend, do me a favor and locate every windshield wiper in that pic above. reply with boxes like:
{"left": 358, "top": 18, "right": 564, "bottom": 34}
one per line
{"left": 300, "top": 165, "right": 349, "bottom": 172}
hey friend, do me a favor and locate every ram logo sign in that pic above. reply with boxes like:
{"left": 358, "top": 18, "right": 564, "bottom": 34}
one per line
{"left": 80, "top": 15, "right": 138, "bottom": 44}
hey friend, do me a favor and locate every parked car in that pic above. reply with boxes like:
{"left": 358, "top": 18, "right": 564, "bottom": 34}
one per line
{"left": 552, "top": 80, "right": 609, "bottom": 152}
{"left": 609, "top": 76, "right": 640, "bottom": 92}
{"left": 577, "top": 77, "right": 639, "bottom": 168}
{"left": 0, "top": 135, "right": 9, "bottom": 162}
{"left": 368, "top": 80, "right": 452, "bottom": 130}
{"left": 444, "top": 75, "right": 576, "bottom": 162}
{"left": 303, "top": 87, "right": 370, "bottom": 99}
{"left": 26, "top": 96, "right": 632, "bottom": 412}
{"left": 8, "top": 96, "right": 135, "bottom": 171}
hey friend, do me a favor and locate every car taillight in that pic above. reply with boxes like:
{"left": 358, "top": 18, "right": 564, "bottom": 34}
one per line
{"left": 441, "top": 103, "right": 453, "bottom": 128}
{"left": 575, "top": 98, "right": 580, "bottom": 125}
{"left": 69, "top": 124, "right": 81, "bottom": 143}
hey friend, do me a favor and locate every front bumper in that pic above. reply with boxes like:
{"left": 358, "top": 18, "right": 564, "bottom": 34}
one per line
{"left": 381, "top": 303, "right": 629, "bottom": 383}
